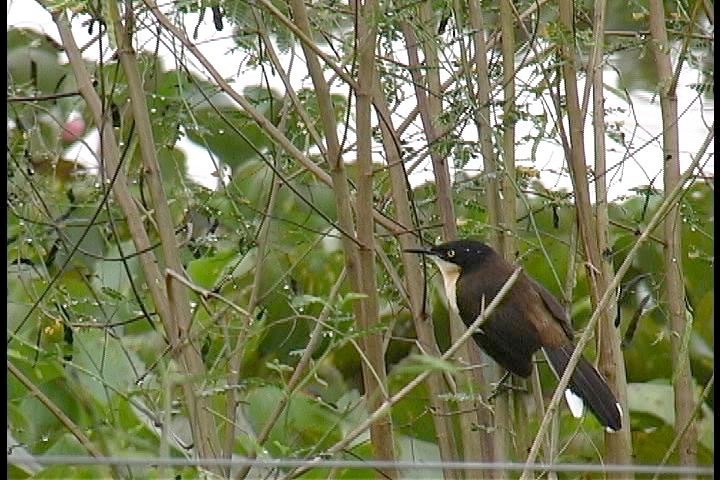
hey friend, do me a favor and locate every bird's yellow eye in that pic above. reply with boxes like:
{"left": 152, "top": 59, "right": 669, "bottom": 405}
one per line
{"left": 447, "top": 249, "right": 455, "bottom": 258}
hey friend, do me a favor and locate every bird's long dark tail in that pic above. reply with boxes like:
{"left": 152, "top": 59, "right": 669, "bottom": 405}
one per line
{"left": 543, "top": 344, "right": 622, "bottom": 431}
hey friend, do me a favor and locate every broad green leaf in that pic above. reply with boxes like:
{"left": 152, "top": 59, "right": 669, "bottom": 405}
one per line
{"left": 628, "top": 382, "right": 713, "bottom": 451}
{"left": 187, "top": 249, "right": 240, "bottom": 289}
{"left": 244, "top": 385, "right": 343, "bottom": 456}
{"left": 70, "top": 330, "right": 143, "bottom": 406}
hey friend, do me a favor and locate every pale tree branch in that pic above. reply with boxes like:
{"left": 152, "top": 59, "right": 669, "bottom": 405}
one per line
{"left": 401, "top": 7, "right": 493, "bottom": 474}
{"left": 104, "top": 2, "right": 223, "bottom": 469}
{"left": 8, "top": 360, "right": 106, "bottom": 460}
{"left": 354, "top": 0, "right": 397, "bottom": 476}
{"left": 371, "top": 74, "right": 463, "bottom": 480}
{"left": 51, "top": 8, "right": 227, "bottom": 472}
{"left": 583, "top": 0, "right": 635, "bottom": 473}
{"left": 648, "top": 1, "right": 699, "bottom": 477}
{"left": 223, "top": 171, "right": 280, "bottom": 463}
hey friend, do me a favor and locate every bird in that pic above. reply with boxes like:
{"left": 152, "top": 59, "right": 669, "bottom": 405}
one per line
{"left": 405, "top": 239, "right": 623, "bottom": 432}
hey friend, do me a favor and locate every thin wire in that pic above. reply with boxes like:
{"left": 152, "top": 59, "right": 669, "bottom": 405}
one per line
{"left": 6, "top": 455, "right": 714, "bottom": 475}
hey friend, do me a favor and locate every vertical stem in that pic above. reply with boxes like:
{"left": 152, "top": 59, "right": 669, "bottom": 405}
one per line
{"left": 226, "top": 172, "right": 281, "bottom": 469}
{"left": 498, "top": 0, "right": 532, "bottom": 462}
{"left": 399, "top": 20, "right": 457, "bottom": 240}
{"left": 558, "top": 0, "right": 632, "bottom": 469}
{"left": 467, "top": 0, "right": 501, "bottom": 250}
{"left": 499, "top": 0, "right": 517, "bottom": 256}
{"left": 373, "top": 79, "right": 462, "bottom": 479}
{"left": 55, "top": 6, "right": 223, "bottom": 474}
{"left": 648, "top": 1, "right": 698, "bottom": 477}
{"left": 447, "top": 2, "right": 499, "bottom": 474}
{"left": 588, "top": 0, "right": 634, "bottom": 474}
{"left": 420, "top": 1, "right": 458, "bottom": 243}
{"left": 287, "top": 0, "right": 363, "bottom": 297}
{"left": 281, "top": 9, "right": 390, "bottom": 471}
{"left": 355, "top": 1, "right": 397, "bottom": 477}
{"left": 467, "top": 0, "right": 510, "bottom": 469}
{"left": 557, "top": 0, "right": 599, "bottom": 272}
{"left": 402, "top": 5, "right": 493, "bottom": 475}
{"left": 521, "top": 152, "right": 703, "bottom": 480}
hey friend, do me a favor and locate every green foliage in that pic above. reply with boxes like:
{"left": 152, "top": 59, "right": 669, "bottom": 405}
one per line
{"left": 244, "top": 385, "right": 343, "bottom": 456}
{"left": 7, "top": 28, "right": 83, "bottom": 175}
{"left": 6, "top": 2, "right": 714, "bottom": 476}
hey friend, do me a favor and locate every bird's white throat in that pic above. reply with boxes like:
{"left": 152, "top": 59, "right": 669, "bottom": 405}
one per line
{"left": 429, "top": 257, "right": 461, "bottom": 315}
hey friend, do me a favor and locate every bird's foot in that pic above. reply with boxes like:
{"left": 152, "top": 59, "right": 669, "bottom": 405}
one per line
{"left": 487, "top": 373, "right": 527, "bottom": 402}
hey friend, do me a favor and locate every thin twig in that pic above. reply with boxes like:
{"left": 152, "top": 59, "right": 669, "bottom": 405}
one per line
{"left": 164, "top": 268, "right": 250, "bottom": 317}
{"left": 8, "top": 360, "right": 104, "bottom": 459}
{"left": 7, "top": 91, "right": 82, "bottom": 102}
{"left": 651, "top": 373, "right": 714, "bottom": 480}
{"left": 233, "top": 268, "right": 348, "bottom": 480}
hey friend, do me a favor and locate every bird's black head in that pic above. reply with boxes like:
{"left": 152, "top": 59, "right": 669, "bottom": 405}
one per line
{"left": 405, "top": 239, "right": 494, "bottom": 268}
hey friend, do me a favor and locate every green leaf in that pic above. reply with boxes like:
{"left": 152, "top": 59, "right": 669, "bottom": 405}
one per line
{"left": 292, "top": 294, "right": 330, "bottom": 309}
{"left": 399, "top": 354, "right": 459, "bottom": 375}
{"left": 244, "top": 385, "right": 342, "bottom": 456}
{"left": 70, "top": 330, "right": 143, "bottom": 406}
{"left": 187, "top": 249, "right": 241, "bottom": 289}
{"left": 628, "top": 382, "right": 714, "bottom": 451}
{"left": 100, "top": 286, "right": 125, "bottom": 301}
{"left": 340, "top": 292, "right": 368, "bottom": 306}
{"left": 33, "top": 464, "right": 114, "bottom": 479}
{"left": 628, "top": 382, "right": 675, "bottom": 425}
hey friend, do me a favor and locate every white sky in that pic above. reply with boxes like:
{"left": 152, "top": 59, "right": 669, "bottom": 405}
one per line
{"left": 7, "top": 0, "right": 714, "bottom": 201}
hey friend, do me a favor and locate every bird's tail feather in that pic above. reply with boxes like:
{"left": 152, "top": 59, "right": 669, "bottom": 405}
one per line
{"left": 543, "top": 344, "right": 622, "bottom": 432}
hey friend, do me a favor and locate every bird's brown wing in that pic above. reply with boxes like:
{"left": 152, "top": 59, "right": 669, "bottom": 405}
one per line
{"left": 527, "top": 277, "right": 575, "bottom": 342}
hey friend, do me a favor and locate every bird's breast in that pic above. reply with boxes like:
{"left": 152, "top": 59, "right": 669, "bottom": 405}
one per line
{"left": 429, "top": 257, "right": 462, "bottom": 315}
{"left": 443, "top": 269, "right": 460, "bottom": 315}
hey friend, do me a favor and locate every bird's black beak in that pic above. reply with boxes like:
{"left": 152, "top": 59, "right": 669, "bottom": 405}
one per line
{"left": 403, "top": 247, "right": 433, "bottom": 255}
